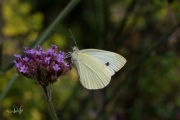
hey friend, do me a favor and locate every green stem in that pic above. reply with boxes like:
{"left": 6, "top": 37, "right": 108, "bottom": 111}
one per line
{"left": 47, "top": 99, "right": 59, "bottom": 120}
{"left": 43, "top": 86, "right": 58, "bottom": 120}
{"left": 32, "top": 0, "right": 80, "bottom": 48}
{"left": 0, "top": 43, "right": 3, "bottom": 69}
{"left": 0, "top": 73, "right": 19, "bottom": 103}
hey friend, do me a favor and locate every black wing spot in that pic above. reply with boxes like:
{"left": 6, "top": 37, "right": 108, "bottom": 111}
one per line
{"left": 105, "top": 62, "right": 110, "bottom": 66}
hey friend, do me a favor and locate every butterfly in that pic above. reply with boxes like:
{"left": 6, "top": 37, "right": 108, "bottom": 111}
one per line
{"left": 67, "top": 30, "right": 126, "bottom": 90}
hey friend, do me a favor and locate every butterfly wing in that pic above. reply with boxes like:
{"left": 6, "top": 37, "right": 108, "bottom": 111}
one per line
{"left": 73, "top": 52, "right": 111, "bottom": 89}
{"left": 80, "top": 49, "right": 126, "bottom": 76}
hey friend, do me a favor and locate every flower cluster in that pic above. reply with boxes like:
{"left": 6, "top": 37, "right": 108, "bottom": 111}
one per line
{"left": 14, "top": 45, "right": 71, "bottom": 86}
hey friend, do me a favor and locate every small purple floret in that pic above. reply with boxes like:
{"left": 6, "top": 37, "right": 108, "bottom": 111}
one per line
{"left": 23, "top": 57, "right": 29, "bottom": 62}
{"left": 14, "top": 62, "right": 22, "bottom": 68}
{"left": 37, "top": 45, "right": 43, "bottom": 51}
{"left": 53, "top": 64, "right": 60, "bottom": 71}
{"left": 47, "top": 49, "right": 54, "bottom": 55}
{"left": 36, "top": 51, "right": 41, "bottom": 56}
{"left": 14, "top": 45, "right": 71, "bottom": 86}
{"left": 51, "top": 44, "right": 58, "bottom": 49}
{"left": 14, "top": 54, "right": 21, "bottom": 58}
{"left": 57, "top": 57, "right": 63, "bottom": 63}
{"left": 45, "top": 57, "right": 51, "bottom": 64}
{"left": 19, "top": 65, "right": 28, "bottom": 73}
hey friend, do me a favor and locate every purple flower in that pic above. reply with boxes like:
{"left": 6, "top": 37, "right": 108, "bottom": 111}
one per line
{"left": 64, "top": 63, "right": 69, "bottom": 67}
{"left": 56, "top": 52, "right": 65, "bottom": 63}
{"left": 19, "top": 65, "right": 28, "bottom": 73}
{"left": 45, "top": 57, "right": 51, "bottom": 64}
{"left": 47, "top": 49, "right": 54, "bottom": 55}
{"left": 57, "top": 53, "right": 65, "bottom": 58}
{"left": 36, "top": 51, "right": 42, "bottom": 56}
{"left": 14, "top": 45, "right": 71, "bottom": 86}
{"left": 25, "top": 49, "right": 36, "bottom": 55}
{"left": 38, "top": 45, "right": 43, "bottom": 51}
{"left": 14, "top": 62, "right": 22, "bottom": 68}
{"left": 24, "top": 47, "right": 29, "bottom": 52}
{"left": 53, "top": 64, "right": 60, "bottom": 71}
{"left": 59, "top": 51, "right": 65, "bottom": 57}
{"left": 57, "top": 57, "right": 63, "bottom": 63}
{"left": 23, "top": 57, "right": 29, "bottom": 62}
{"left": 14, "top": 54, "right": 22, "bottom": 58}
{"left": 51, "top": 44, "right": 58, "bottom": 49}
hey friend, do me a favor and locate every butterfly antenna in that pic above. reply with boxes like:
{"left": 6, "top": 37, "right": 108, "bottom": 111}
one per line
{"left": 69, "top": 29, "right": 77, "bottom": 46}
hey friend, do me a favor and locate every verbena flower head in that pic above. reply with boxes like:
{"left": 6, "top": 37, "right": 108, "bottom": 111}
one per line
{"left": 14, "top": 45, "right": 71, "bottom": 86}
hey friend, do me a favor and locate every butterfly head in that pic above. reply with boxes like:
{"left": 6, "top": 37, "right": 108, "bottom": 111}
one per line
{"left": 70, "top": 46, "right": 80, "bottom": 62}
{"left": 73, "top": 46, "right": 79, "bottom": 53}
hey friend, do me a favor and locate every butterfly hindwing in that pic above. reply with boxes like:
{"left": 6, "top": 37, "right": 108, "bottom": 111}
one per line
{"left": 73, "top": 52, "right": 111, "bottom": 89}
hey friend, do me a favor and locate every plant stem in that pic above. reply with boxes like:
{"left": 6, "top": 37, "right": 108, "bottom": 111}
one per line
{"left": 43, "top": 86, "right": 59, "bottom": 120}
{"left": 0, "top": 73, "right": 19, "bottom": 103}
{"left": 32, "top": 0, "right": 81, "bottom": 48}
{"left": 47, "top": 99, "right": 59, "bottom": 120}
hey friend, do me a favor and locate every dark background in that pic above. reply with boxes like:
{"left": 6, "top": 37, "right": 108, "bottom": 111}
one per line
{"left": 0, "top": 0, "right": 180, "bottom": 119}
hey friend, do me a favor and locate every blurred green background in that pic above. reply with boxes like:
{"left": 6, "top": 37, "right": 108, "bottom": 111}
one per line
{"left": 0, "top": 0, "right": 180, "bottom": 119}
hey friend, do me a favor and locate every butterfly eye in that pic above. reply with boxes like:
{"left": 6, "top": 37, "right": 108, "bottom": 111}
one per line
{"left": 105, "top": 62, "right": 110, "bottom": 66}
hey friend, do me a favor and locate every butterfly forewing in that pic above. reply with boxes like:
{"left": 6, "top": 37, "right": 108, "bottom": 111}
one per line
{"left": 73, "top": 52, "right": 111, "bottom": 89}
{"left": 80, "top": 49, "right": 126, "bottom": 76}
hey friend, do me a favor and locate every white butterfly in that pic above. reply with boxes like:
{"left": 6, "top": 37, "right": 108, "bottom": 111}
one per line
{"left": 67, "top": 30, "right": 126, "bottom": 90}
{"left": 70, "top": 46, "right": 126, "bottom": 90}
